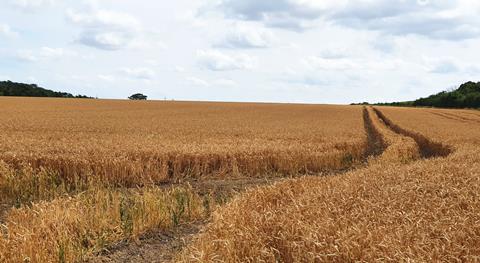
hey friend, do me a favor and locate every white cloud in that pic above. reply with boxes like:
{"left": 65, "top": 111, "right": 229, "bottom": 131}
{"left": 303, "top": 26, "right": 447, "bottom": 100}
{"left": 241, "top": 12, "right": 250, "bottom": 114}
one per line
{"left": 14, "top": 47, "right": 76, "bottom": 62}
{"left": 66, "top": 8, "right": 140, "bottom": 31}
{"left": 287, "top": 75, "right": 328, "bottom": 87}
{"left": 129, "top": 38, "right": 168, "bottom": 50}
{"left": 0, "top": 24, "right": 18, "bottom": 38}
{"left": 430, "top": 61, "right": 458, "bottom": 74}
{"left": 14, "top": 50, "right": 38, "bottom": 62}
{"left": 119, "top": 67, "right": 156, "bottom": 80}
{"left": 9, "top": 0, "right": 55, "bottom": 11}
{"left": 186, "top": 77, "right": 237, "bottom": 87}
{"left": 197, "top": 49, "right": 256, "bottom": 71}
{"left": 98, "top": 74, "right": 115, "bottom": 82}
{"left": 342, "top": 12, "right": 480, "bottom": 40}
{"left": 2, "top": 0, "right": 480, "bottom": 103}
{"left": 186, "top": 77, "right": 210, "bottom": 87}
{"left": 330, "top": 1, "right": 480, "bottom": 40}
{"left": 424, "top": 57, "right": 460, "bottom": 74}
{"left": 67, "top": 8, "right": 142, "bottom": 50}
{"left": 39, "top": 47, "right": 75, "bottom": 58}
{"left": 175, "top": 66, "right": 186, "bottom": 73}
{"left": 215, "top": 78, "right": 237, "bottom": 87}
{"left": 213, "top": 0, "right": 480, "bottom": 40}
{"left": 303, "top": 56, "right": 356, "bottom": 71}
{"left": 371, "top": 36, "right": 397, "bottom": 53}
{"left": 216, "top": 23, "right": 275, "bottom": 49}
{"left": 77, "top": 31, "right": 134, "bottom": 50}
{"left": 318, "top": 47, "right": 350, "bottom": 59}
{"left": 216, "top": 0, "right": 332, "bottom": 30}
{"left": 302, "top": 55, "right": 405, "bottom": 72}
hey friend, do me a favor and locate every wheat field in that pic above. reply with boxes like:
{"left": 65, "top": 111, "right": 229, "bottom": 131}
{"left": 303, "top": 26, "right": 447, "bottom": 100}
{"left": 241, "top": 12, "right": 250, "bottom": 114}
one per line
{"left": 0, "top": 98, "right": 365, "bottom": 187}
{"left": 0, "top": 97, "right": 479, "bottom": 262}
{"left": 180, "top": 106, "right": 480, "bottom": 262}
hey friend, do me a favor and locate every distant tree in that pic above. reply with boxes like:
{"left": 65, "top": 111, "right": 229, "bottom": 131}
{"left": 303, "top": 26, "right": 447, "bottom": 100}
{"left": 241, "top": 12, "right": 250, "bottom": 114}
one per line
{"left": 128, "top": 93, "right": 148, "bottom": 100}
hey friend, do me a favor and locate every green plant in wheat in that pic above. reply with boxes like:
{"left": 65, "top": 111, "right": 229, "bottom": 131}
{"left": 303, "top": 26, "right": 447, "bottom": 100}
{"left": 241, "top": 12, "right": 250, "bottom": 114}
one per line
{"left": 120, "top": 193, "right": 134, "bottom": 237}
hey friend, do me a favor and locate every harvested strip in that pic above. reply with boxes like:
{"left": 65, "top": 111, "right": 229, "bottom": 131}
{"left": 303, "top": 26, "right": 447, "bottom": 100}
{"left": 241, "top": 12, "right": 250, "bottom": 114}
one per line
{"left": 375, "top": 107, "right": 480, "bottom": 148}
{"left": 362, "top": 107, "right": 386, "bottom": 158}
{"left": 373, "top": 108, "right": 451, "bottom": 158}
{"left": 366, "top": 107, "right": 420, "bottom": 164}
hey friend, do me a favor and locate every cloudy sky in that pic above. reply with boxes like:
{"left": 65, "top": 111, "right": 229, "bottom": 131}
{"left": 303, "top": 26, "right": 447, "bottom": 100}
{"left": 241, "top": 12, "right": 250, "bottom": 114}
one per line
{"left": 1, "top": 0, "right": 479, "bottom": 103}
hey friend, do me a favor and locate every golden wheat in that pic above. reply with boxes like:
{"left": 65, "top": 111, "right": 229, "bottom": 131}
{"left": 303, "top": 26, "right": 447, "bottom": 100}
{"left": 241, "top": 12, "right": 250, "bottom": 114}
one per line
{"left": 366, "top": 107, "right": 420, "bottom": 163}
{"left": 2, "top": 98, "right": 479, "bottom": 262}
{"left": 0, "top": 98, "right": 369, "bottom": 262}
{"left": 0, "top": 186, "right": 207, "bottom": 262}
{"left": 179, "top": 106, "right": 480, "bottom": 262}
{"left": 0, "top": 98, "right": 366, "bottom": 188}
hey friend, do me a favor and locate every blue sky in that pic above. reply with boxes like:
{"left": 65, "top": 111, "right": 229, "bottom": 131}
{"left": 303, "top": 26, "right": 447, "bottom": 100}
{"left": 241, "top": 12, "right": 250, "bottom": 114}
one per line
{"left": 1, "top": 0, "right": 479, "bottom": 103}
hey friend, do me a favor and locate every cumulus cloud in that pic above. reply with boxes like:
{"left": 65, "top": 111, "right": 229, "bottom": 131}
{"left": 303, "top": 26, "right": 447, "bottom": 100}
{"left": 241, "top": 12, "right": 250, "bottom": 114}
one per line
{"left": 330, "top": 0, "right": 451, "bottom": 21}
{"left": 67, "top": 8, "right": 142, "bottom": 50}
{"left": 197, "top": 49, "right": 256, "bottom": 71}
{"left": 216, "top": 0, "right": 331, "bottom": 30}
{"left": 77, "top": 31, "right": 135, "bottom": 50}
{"left": 67, "top": 8, "right": 140, "bottom": 30}
{"left": 216, "top": 23, "right": 275, "bottom": 49}
{"left": 0, "top": 24, "right": 18, "bottom": 38}
{"left": 213, "top": 0, "right": 480, "bottom": 40}
{"left": 119, "top": 67, "right": 156, "bottom": 80}
{"left": 340, "top": 1, "right": 480, "bottom": 40}
{"left": 218, "top": 0, "right": 325, "bottom": 20}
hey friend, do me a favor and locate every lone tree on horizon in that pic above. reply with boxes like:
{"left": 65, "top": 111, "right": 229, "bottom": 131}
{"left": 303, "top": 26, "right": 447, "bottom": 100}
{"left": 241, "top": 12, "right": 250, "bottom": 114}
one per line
{"left": 128, "top": 93, "right": 148, "bottom": 100}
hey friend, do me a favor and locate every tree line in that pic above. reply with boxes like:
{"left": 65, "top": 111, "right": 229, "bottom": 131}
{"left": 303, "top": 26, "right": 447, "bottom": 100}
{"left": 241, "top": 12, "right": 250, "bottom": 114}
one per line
{"left": 0, "top": 81, "right": 93, "bottom": 98}
{"left": 412, "top": 81, "right": 480, "bottom": 109}
{"left": 354, "top": 81, "right": 480, "bottom": 109}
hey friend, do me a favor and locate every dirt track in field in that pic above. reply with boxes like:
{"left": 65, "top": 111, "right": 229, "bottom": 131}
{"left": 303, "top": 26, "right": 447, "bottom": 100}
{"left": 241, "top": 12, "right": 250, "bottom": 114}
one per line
{"left": 88, "top": 107, "right": 454, "bottom": 263}
{"left": 374, "top": 108, "right": 452, "bottom": 158}
{"left": 88, "top": 223, "right": 205, "bottom": 263}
